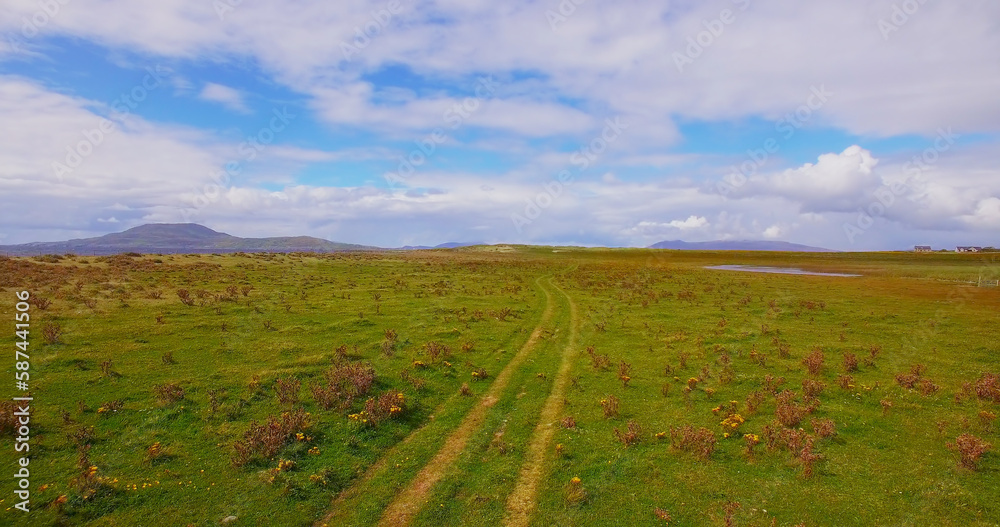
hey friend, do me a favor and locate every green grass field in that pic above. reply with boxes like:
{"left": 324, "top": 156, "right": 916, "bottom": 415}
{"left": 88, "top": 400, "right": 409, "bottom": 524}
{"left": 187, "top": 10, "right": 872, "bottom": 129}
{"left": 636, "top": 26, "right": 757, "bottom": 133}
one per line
{"left": 1, "top": 248, "right": 998, "bottom": 526}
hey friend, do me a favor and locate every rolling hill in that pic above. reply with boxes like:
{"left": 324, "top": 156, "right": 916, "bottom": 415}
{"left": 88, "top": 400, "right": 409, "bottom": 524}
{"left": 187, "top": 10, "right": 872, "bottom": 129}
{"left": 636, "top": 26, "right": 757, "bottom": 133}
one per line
{"left": 649, "top": 239, "right": 835, "bottom": 252}
{"left": 0, "top": 223, "right": 373, "bottom": 255}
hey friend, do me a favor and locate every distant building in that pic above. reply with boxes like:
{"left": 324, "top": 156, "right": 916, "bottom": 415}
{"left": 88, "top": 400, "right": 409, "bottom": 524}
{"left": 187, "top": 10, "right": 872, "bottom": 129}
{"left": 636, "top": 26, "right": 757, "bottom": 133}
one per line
{"left": 914, "top": 246, "right": 932, "bottom": 252}
{"left": 956, "top": 246, "right": 983, "bottom": 253}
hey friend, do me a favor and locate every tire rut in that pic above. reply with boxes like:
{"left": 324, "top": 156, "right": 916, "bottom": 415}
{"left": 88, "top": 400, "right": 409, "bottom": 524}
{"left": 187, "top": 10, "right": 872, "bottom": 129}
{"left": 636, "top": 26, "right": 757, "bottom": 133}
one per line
{"left": 503, "top": 279, "right": 580, "bottom": 527}
{"left": 372, "top": 276, "right": 557, "bottom": 527}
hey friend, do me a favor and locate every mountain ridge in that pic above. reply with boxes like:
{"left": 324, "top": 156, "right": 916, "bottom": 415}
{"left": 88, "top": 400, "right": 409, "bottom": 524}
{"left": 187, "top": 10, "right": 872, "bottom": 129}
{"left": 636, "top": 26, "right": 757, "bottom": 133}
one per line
{"left": 648, "top": 239, "right": 835, "bottom": 252}
{"left": 1, "top": 224, "right": 838, "bottom": 255}
{"left": 0, "top": 223, "right": 372, "bottom": 255}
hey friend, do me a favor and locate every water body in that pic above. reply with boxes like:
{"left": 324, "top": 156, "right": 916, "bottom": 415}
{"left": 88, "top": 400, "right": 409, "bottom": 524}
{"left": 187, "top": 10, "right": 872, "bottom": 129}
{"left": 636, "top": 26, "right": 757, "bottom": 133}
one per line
{"left": 705, "top": 265, "right": 861, "bottom": 277}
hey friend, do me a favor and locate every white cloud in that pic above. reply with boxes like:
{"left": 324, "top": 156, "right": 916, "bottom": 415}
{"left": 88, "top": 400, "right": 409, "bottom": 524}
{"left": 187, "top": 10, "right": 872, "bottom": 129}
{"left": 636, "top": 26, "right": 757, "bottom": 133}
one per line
{"left": 732, "top": 145, "right": 882, "bottom": 212}
{"left": 622, "top": 216, "right": 710, "bottom": 240}
{"left": 2, "top": 1, "right": 995, "bottom": 139}
{"left": 763, "top": 225, "right": 784, "bottom": 239}
{"left": 198, "top": 82, "right": 250, "bottom": 113}
{"left": 669, "top": 215, "right": 709, "bottom": 230}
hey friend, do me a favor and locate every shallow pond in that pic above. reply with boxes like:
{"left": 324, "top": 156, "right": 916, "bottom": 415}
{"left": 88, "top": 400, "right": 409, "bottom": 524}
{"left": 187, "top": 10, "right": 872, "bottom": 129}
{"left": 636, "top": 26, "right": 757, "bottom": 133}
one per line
{"left": 705, "top": 265, "right": 861, "bottom": 277}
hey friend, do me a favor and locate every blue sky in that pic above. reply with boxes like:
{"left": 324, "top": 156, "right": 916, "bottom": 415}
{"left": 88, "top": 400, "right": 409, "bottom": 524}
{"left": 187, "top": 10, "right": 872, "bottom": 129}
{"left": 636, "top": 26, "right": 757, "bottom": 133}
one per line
{"left": 1, "top": 0, "right": 999, "bottom": 250}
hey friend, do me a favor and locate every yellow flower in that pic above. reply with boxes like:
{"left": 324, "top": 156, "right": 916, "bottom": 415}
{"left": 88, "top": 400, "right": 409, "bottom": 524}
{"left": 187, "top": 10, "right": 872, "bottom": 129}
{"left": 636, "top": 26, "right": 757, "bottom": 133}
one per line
{"left": 570, "top": 477, "right": 581, "bottom": 484}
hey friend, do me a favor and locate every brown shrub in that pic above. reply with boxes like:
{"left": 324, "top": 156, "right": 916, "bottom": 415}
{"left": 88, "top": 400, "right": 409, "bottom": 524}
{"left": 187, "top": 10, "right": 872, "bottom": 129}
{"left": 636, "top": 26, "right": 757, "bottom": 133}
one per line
{"left": 762, "top": 422, "right": 781, "bottom": 451}
{"left": 154, "top": 383, "right": 185, "bottom": 405}
{"left": 232, "top": 407, "right": 311, "bottom": 466}
{"left": 274, "top": 376, "right": 301, "bottom": 405}
{"left": 810, "top": 417, "right": 836, "bottom": 438}
{"left": 947, "top": 433, "right": 992, "bottom": 470}
{"left": 325, "top": 362, "right": 376, "bottom": 398}
{"left": 917, "top": 378, "right": 940, "bottom": 396}
{"left": 843, "top": 352, "right": 859, "bottom": 373}
{"left": 723, "top": 501, "right": 742, "bottom": 527}
{"left": 600, "top": 395, "right": 620, "bottom": 418}
{"left": 802, "top": 348, "right": 824, "bottom": 375}
{"left": 802, "top": 379, "right": 826, "bottom": 398}
{"left": 423, "top": 341, "right": 451, "bottom": 363}
{"left": 587, "top": 346, "right": 611, "bottom": 370}
{"left": 764, "top": 374, "right": 786, "bottom": 394}
{"left": 798, "top": 436, "right": 822, "bottom": 478}
{"left": 775, "top": 390, "right": 805, "bottom": 428}
{"left": 613, "top": 420, "right": 642, "bottom": 447}
{"left": 42, "top": 322, "right": 63, "bottom": 344}
{"left": 974, "top": 372, "right": 1000, "bottom": 402}
{"left": 356, "top": 389, "right": 407, "bottom": 427}
{"left": 749, "top": 346, "right": 766, "bottom": 367}
{"left": 0, "top": 401, "right": 19, "bottom": 435}
{"left": 176, "top": 289, "right": 194, "bottom": 306}
{"left": 669, "top": 425, "right": 716, "bottom": 460}
{"left": 618, "top": 361, "right": 632, "bottom": 387}
{"left": 745, "top": 390, "right": 766, "bottom": 415}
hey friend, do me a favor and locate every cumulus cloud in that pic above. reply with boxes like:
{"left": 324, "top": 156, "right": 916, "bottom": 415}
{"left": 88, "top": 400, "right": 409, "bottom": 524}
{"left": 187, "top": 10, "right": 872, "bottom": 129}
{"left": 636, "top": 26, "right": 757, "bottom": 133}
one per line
{"left": 732, "top": 145, "right": 882, "bottom": 212}
{"left": 763, "top": 225, "right": 784, "bottom": 239}
{"left": 622, "top": 216, "right": 710, "bottom": 239}
{"left": 669, "top": 216, "right": 709, "bottom": 230}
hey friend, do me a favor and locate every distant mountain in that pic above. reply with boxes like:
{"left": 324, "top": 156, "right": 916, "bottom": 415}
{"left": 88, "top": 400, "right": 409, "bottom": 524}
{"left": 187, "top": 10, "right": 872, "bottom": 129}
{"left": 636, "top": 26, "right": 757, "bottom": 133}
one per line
{"left": 0, "top": 223, "right": 373, "bottom": 256}
{"left": 649, "top": 239, "right": 835, "bottom": 252}
{"left": 397, "top": 242, "right": 484, "bottom": 250}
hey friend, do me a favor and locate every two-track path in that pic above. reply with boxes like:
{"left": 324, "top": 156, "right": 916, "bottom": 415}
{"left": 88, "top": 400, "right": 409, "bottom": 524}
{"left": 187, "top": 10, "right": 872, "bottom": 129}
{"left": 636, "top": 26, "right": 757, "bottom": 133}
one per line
{"left": 317, "top": 276, "right": 556, "bottom": 526}
{"left": 374, "top": 276, "right": 557, "bottom": 526}
{"left": 318, "top": 274, "right": 582, "bottom": 527}
{"left": 503, "top": 279, "right": 580, "bottom": 527}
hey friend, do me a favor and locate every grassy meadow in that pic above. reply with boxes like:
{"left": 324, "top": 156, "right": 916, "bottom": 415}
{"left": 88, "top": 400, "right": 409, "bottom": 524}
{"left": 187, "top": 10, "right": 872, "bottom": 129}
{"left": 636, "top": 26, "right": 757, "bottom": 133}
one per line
{"left": 1, "top": 248, "right": 998, "bottom": 526}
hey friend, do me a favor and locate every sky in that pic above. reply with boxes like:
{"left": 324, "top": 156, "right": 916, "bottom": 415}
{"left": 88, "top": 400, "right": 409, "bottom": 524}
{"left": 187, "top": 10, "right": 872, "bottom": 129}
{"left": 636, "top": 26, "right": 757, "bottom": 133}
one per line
{"left": 1, "top": 0, "right": 999, "bottom": 250}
